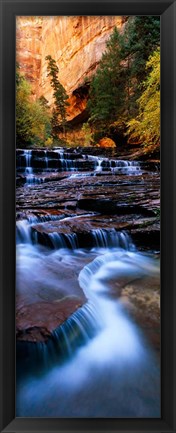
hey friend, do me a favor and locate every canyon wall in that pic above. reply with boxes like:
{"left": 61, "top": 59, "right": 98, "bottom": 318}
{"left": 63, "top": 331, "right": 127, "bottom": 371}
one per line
{"left": 16, "top": 16, "right": 125, "bottom": 122}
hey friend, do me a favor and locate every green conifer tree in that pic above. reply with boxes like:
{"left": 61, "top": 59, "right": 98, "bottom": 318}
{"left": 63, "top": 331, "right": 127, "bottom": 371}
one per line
{"left": 45, "top": 55, "right": 69, "bottom": 138}
{"left": 88, "top": 27, "right": 126, "bottom": 136}
{"left": 122, "top": 16, "right": 160, "bottom": 113}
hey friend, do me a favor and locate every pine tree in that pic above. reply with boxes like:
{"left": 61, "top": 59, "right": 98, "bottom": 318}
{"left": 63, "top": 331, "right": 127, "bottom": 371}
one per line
{"left": 88, "top": 17, "right": 160, "bottom": 143}
{"left": 88, "top": 27, "right": 126, "bottom": 135}
{"left": 45, "top": 55, "right": 69, "bottom": 138}
{"left": 122, "top": 16, "right": 160, "bottom": 112}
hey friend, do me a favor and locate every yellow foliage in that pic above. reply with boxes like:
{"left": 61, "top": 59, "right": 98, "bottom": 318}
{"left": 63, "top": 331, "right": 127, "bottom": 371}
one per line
{"left": 127, "top": 48, "right": 160, "bottom": 147}
{"left": 45, "top": 137, "right": 53, "bottom": 146}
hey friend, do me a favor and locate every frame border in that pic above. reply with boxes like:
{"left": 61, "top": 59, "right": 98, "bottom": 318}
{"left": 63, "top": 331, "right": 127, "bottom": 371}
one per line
{"left": 0, "top": 1, "right": 176, "bottom": 432}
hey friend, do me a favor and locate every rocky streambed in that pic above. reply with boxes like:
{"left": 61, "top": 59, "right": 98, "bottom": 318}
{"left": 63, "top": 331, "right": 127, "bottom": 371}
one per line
{"left": 16, "top": 146, "right": 160, "bottom": 418}
{"left": 16, "top": 147, "right": 160, "bottom": 356}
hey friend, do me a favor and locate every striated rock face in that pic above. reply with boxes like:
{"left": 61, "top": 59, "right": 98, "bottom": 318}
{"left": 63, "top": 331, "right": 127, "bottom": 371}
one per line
{"left": 16, "top": 16, "right": 124, "bottom": 121}
{"left": 16, "top": 17, "right": 43, "bottom": 98}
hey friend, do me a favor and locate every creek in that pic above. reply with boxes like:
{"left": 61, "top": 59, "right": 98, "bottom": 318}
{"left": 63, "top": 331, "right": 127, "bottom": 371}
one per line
{"left": 16, "top": 148, "right": 160, "bottom": 418}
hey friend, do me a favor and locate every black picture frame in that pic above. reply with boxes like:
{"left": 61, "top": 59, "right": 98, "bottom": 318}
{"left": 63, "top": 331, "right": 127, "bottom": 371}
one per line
{"left": 0, "top": 0, "right": 176, "bottom": 432}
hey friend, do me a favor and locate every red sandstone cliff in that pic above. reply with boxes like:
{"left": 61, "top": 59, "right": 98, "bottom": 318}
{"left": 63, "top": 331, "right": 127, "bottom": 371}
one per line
{"left": 16, "top": 16, "right": 125, "bottom": 123}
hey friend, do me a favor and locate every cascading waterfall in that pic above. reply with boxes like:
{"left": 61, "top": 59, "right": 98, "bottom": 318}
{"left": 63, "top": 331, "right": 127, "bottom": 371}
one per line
{"left": 53, "top": 149, "right": 77, "bottom": 171}
{"left": 24, "top": 149, "right": 32, "bottom": 171}
{"left": 16, "top": 219, "right": 132, "bottom": 251}
{"left": 17, "top": 300, "right": 102, "bottom": 375}
{"left": 92, "top": 228, "right": 133, "bottom": 249}
{"left": 84, "top": 154, "right": 142, "bottom": 174}
{"left": 61, "top": 159, "right": 77, "bottom": 171}
{"left": 17, "top": 149, "right": 142, "bottom": 177}
{"left": 16, "top": 219, "right": 32, "bottom": 244}
{"left": 16, "top": 147, "right": 160, "bottom": 418}
{"left": 16, "top": 229, "right": 160, "bottom": 417}
{"left": 47, "top": 232, "right": 79, "bottom": 249}
{"left": 95, "top": 158, "right": 141, "bottom": 174}
{"left": 24, "top": 150, "right": 33, "bottom": 182}
{"left": 54, "top": 148, "right": 64, "bottom": 160}
{"left": 27, "top": 213, "right": 66, "bottom": 224}
{"left": 96, "top": 158, "right": 102, "bottom": 172}
{"left": 47, "top": 232, "right": 67, "bottom": 249}
{"left": 51, "top": 301, "right": 102, "bottom": 357}
{"left": 69, "top": 172, "right": 93, "bottom": 178}
{"left": 27, "top": 176, "right": 44, "bottom": 185}
{"left": 23, "top": 150, "right": 45, "bottom": 184}
{"left": 44, "top": 150, "right": 48, "bottom": 169}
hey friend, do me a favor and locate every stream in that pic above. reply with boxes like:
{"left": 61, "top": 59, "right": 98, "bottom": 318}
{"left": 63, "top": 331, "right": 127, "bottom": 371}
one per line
{"left": 16, "top": 148, "right": 160, "bottom": 418}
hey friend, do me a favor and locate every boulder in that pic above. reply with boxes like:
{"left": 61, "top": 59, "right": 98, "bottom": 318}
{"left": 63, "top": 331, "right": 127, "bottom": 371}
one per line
{"left": 120, "top": 274, "right": 160, "bottom": 352}
{"left": 16, "top": 297, "right": 84, "bottom": 342}
{"left": 97, "top": 137, "right": 116, "bottom": 148}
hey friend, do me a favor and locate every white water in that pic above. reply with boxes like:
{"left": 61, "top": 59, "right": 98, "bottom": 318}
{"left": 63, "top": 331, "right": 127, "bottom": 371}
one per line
{"left": 16, "top": 151, "right": 159, "bottom": 417}
{"left": 69, "top": 172, "right": 93, "bottom": 179}
{"left": 24, "top": 150, "right": 33, "bottom": 183}
{"left": 16, "top": 228, "right": 160, "bottom": 417}
{"left": 47, "top": 231, "right": 79, "bottom": 249}
{"left": 92, "top": 228, "right": 133, "bottom": 249}
{"left": 96, "top": 158, "right": 102, "bottom": 172}
{"left": 18, "top": 149, "right": 142, "bottom": 177}
{"left": 16, "top": 219, "right": 32, "bottom": 244}
{"left": 87, "top": 155, "right": 142, "bottom": 175}
{"left": 44, "top": 150, "right": 48, "bottom": 169}
{"left": 16, "top": 219, "right": 134, "bottom": 250}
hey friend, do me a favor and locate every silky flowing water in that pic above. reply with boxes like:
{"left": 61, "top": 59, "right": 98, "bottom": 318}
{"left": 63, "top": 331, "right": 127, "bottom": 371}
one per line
{"left": 16, "top": 149, "right": 160, "bottom": 418}
{"left": 16, "top": 224, "right": 160, "bottom": 417}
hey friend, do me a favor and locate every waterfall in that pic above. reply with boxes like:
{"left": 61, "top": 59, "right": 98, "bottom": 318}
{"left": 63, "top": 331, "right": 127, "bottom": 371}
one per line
{"left": 53, "top": 152, "right": 77, "bottom": 171}
{"left": 27, "top": 214, "right": 65, "bottom": 224}
{"left": 57, "top": 149, "right": 64, "bottom": 160}
{"left": 16, "top": 220, "right": 32, "bottom": 244}
{"left": 51, "top": 302, "right": 102, "bottom": 358}
{"left": 69, "top": 172, "right": 93, "bottom": 178}
{"left": 47, "top": 232, "right": 78, "bottom": 249}
{"left": 95, "top": 159, "right": 102, "bottom": 172}
{"left": 16, "top": 220, "right": 133, "bottom": 251}
{"left": 26, "top": 176, "right": 44, "bottom": 185}
{"left": 17, "top": 149, "right": 143, "bottom": 177}
{"left": 61, "top": 159, "right": 77, "bottom": 171}
{"left": 47, "top": 232, "right": 66, "bottom": 248}
{"left": 92, "top": 228, "right": 132, "bottom": 249}
{"left": 17, "top": 301, "right": 103, "bottom": 374}
{"left": 86, "top": 155, "right": 141, "bottom": 174}
{"left": 16, "top": 146, "right": 160, "bottom": 418}
{"left": 112, "top": 160, "right": 141, "bottom": 174}
{"left": 16, "top": 245, "right": 160, "bottom": 417}
{"left": 44, "top": 150, "right": 48, "bottom": 169}
{"left": 23, "top": 150, "right": 45, "bottom": 184}
{"left": 24, "top": 150, "right": 33, "bottom": 182}
{"left": 24, "top": 149, "right": 32, "bottom": 169}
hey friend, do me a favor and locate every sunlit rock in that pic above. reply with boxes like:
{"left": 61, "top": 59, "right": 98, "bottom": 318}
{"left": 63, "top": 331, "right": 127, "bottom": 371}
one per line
{"left": 97, "top": 137, "right": 117, "bottom": 148}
